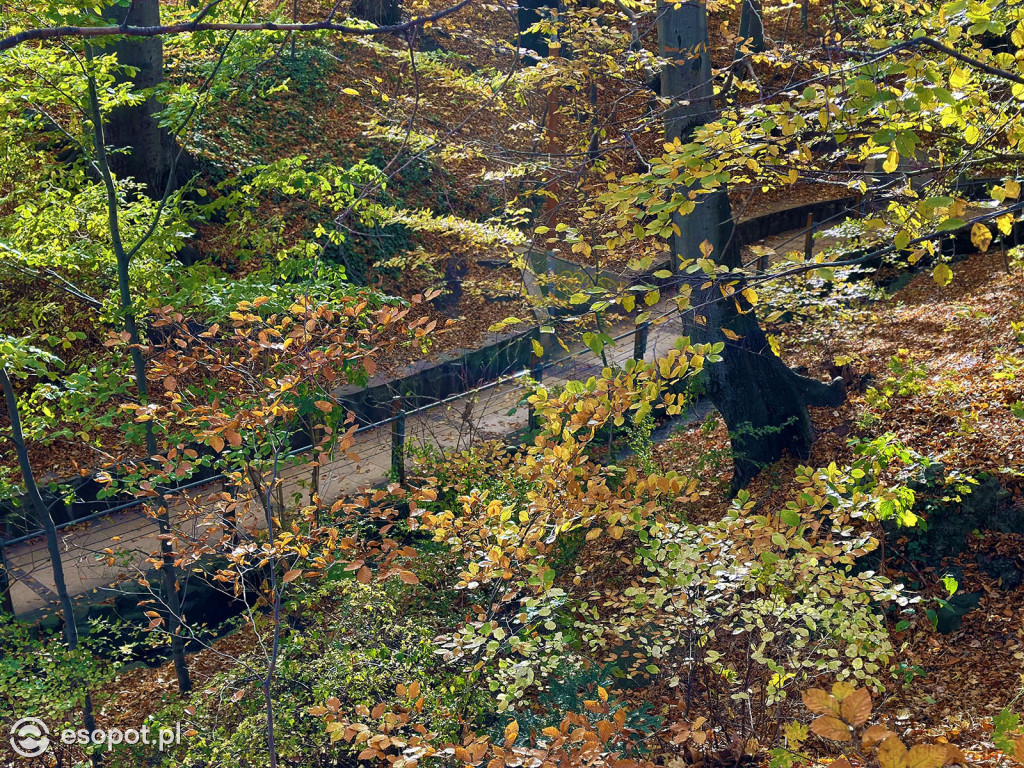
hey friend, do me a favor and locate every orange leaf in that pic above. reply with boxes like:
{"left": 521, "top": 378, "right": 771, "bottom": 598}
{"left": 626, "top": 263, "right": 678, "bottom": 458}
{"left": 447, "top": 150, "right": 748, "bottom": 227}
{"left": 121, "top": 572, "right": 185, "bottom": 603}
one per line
{"left": 163, "top": 375, "right": 177, "bottom": 392}
{"left": 863, "top": 724, "right": 896, "bottom": 749}
{"left": 209, "top": 435, "right": 225, "bottom": 453}
{"left": 504, "top": 720, "right": 519, "bottom": 747}
{"left": 398, "top": 570, "right": 420, "bottom": 585}
{"left": 810, "top": 715, "right": 851, "bottom": 742}
{"left": 802, "top": 688, "right": 839, "bottom": 716}
{"left": 282, "top": 569, "right": 302, "bottom": 584}
{"left": 840, "top": 687, "right": 872, "bottom": 727}
{"left": 357, "top": 566, "right": 372, "bottom": 584}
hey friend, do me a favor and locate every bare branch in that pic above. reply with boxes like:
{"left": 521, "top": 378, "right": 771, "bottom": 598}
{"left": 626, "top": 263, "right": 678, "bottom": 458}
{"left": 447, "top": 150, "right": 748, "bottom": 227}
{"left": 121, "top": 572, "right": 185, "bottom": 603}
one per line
{"left": 0, "top": 0, "right": 472, "bottom": 53}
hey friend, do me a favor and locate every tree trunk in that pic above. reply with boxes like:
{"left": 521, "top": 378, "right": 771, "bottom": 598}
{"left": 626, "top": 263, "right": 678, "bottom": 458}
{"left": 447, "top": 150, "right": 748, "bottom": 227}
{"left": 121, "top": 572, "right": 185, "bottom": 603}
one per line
{"left": 658, "top": 0, "right": 843, "bottom": 491}
{"left": 737, "top": 0, "right": 765, "bottom": 57}
{"left": 1, "top": 368, "right": 100, "bottom": 765}
{"left": 84, "top": 50, "right": 193, "bottom": 695}
{"left": 103, "top": 0, "right": 192, "bottom": 197}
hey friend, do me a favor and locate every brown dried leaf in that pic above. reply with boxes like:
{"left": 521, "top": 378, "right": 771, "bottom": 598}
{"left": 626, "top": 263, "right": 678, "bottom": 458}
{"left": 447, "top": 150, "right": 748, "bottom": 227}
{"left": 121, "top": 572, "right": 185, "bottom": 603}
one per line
{"left": 863, "top": 724, "right": 897, "bottom": 749}
{"left": 810, "top": 715, "right": 851, "bottom": 742}
{"left": 840, "top": 687, "right": 872, "bottom": 727}
{"left": 803, "top": 688, "right": 840, "bottom": 716}
{"left": 943, "top": 744, "right": 967, "bottom": 766}
{"left": 907, "top": 744, "right": 948, "bottom": 768}
{"left": 504, "top": 720, "right": 519, "bottom": 747}
{"left": 878, "top": 736, "right": 909, "bottom": 768}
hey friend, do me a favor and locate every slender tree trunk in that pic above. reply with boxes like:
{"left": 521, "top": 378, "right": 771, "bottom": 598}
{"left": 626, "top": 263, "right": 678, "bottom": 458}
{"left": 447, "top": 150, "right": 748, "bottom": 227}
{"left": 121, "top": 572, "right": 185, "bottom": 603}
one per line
{"left": 1, "top": 368, "right": 100, "bottom": 765}
{"left": 84, "top": 49, "right": 192, "bottom": 695}
{"left": 102, "top": 0, "right": 192, "bottom": 197}
{"left": 736, "top": 0, "right": 765, "bottom": 58}
{"left": 658, "top": 0, "right": 844, "bottom": 490}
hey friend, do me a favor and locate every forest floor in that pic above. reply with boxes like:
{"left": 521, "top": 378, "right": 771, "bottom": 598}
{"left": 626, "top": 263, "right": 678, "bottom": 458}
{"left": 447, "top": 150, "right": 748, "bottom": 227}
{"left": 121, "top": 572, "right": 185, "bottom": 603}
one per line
{"left": 652, "top": 247, "right": 1024, "bottom": 761}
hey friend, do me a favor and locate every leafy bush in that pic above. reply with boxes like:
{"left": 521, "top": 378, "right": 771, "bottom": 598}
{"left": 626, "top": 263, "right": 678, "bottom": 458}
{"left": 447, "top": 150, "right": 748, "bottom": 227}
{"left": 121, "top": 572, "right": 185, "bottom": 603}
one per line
{"left": 168, "top": 580, "right": 472, "bottom": 768}
{"left": 0, "top": 615, "right": 120, "bottom": 733}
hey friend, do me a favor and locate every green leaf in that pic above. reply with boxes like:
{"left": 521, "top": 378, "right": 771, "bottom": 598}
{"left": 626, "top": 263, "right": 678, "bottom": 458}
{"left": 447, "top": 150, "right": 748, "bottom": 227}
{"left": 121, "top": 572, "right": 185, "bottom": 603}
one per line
{"left": 583, "top": 332, "right": 604, "bottom": 356}
{"left": 780, "top": 509, "right": 801, "bottom": 527}
{"left": 937, "top": 218, "right": 966, "bottom": 232}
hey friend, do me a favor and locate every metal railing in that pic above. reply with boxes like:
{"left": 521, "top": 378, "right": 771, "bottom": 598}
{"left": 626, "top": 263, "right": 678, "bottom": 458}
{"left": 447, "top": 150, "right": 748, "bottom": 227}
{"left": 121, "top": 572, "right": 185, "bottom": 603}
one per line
{"left": 0, "top": 319, "right": 662, "bottom": 617}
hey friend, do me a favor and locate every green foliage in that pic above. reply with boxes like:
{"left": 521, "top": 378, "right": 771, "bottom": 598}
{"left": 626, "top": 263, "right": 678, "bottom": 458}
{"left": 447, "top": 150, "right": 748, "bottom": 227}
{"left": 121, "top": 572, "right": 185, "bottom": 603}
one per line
{"left": 169, "top": 581, "right": 472, "bottom": 768}
{"left": 0, "top": 615, "right": 120, "bottom": 729}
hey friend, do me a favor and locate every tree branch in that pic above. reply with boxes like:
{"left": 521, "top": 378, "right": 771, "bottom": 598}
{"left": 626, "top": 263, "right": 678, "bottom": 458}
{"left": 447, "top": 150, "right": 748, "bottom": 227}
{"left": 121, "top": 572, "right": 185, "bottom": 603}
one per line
{"left": 833, "top": 36, "right": 1024, "bottom": 87}
{"left": 0, "top": 0, "right": 472, "bottom": 52}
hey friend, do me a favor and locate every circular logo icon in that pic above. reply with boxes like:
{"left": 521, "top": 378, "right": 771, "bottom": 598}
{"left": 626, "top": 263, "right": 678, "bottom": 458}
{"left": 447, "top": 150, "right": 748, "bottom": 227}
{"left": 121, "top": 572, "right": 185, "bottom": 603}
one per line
{"left": 10, "top": 717, "right": 50, "bottom": 758}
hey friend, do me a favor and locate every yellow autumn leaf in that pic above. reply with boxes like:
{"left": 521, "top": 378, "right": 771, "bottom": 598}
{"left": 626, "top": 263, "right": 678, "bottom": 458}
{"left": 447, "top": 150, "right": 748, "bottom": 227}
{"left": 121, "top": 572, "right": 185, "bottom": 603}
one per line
{"left": 878, "top": 737, "right": 909, "bottom": 768}
{"left": 883, "top": 149, "right": 899, "bottom": 173}
{"left": 932, "top": 263, "right": 953, "bottom": 287}
{"left": 906, "top": 744, "right": 947, "bottom": 768}
{"left": 971, "top": 223, "right": 992, "bottom": 252}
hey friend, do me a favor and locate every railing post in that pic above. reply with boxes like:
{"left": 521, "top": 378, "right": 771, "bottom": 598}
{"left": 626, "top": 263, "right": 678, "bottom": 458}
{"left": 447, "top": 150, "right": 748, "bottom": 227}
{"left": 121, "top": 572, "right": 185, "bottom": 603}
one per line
{"left": 390, "top": 397, "right": 407, "bottom": 486}
{"left": 223, "top": 480, "right": 240, "bottom": 548}
{"left": 804, "top": 212, "right": 815, "bottom": 261}
{"left": 527, "top": 358, "right": 544, "bottom": 431}
{"left": 633, "top": 322, "right": 650, "bottom": 362}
